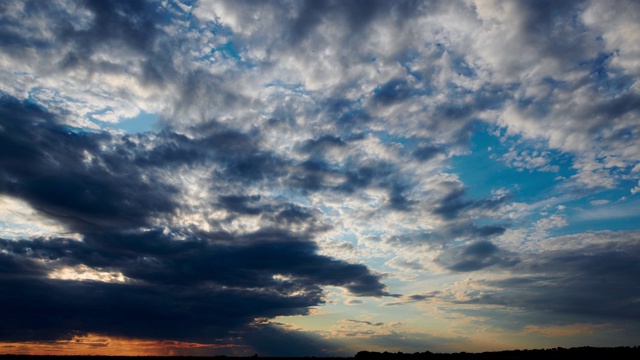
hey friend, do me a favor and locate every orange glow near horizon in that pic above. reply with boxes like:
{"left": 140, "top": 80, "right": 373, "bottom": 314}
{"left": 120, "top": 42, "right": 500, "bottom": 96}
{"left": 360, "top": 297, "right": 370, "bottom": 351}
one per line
{"left": 0, "top": 333, "right": 242, "bottom": 356}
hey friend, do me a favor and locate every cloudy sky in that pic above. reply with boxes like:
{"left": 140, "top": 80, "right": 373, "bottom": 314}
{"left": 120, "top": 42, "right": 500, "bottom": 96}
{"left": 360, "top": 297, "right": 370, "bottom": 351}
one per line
{"left": 1, "top": 0, "right": 640, "bottom": 356}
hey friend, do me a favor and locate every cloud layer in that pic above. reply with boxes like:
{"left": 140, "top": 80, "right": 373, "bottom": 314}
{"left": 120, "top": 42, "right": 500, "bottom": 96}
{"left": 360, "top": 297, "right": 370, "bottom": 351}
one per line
{"left": 0, "top": 95, "right": 389, "bottom": 345}
{"left": 1, "top": 0, "right": 640, "bottom": 355}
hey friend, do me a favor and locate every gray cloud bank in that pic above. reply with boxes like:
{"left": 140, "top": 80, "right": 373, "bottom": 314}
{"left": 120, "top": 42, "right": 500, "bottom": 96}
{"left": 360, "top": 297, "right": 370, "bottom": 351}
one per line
{"left": 0, "top": 95, "right": 389, "bottom": 345}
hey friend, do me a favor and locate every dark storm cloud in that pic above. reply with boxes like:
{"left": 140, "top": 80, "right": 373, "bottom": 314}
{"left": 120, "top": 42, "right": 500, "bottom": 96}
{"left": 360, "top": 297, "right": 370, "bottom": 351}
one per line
{"left": 0, "top": 95, "right": 389, "bottom": 342}
{"left": 0, "top": 229, "right": 389, "bottom": 342}
{"left": 85, "top": 230, "right": 387, "bottom": 295}
{"left": 434, "top": 188, "right": 510, "bottom": 220}
{"left": 380, "top": 220, "right": 506, "bottom": 250}
{"left": 452, "top": 240, "right": 640, "bottom": 321}
{"left": 0, "top": 229, "right": 387, "bottom": 297}
{"left": 71, "top": 0, "right": 161, "bottom": 52}
{"left": 436, "top": 241, "right": 519, "bottom": 272}
{"left": 134, "top": 123, "right": 287, "bottom": 184}
{"left": 218, "top": 195, "right": 264, "bottom": 215}
{"left": 439, "top": 222, "right": 507, "bottom": 244}
{"left": 0, "top": 272, "right": 316, "bottom": 342}
{"left": 0, "top": 96, "right": 177, "bottom": 231}
{"left": 0, "top": 0, "right": 167, "bottom": 69}
{"left": 287, "top": 155, "right": 418, "bottom": 211}
{"left": 242, "top": 324, "right": 345, "bottom": 357}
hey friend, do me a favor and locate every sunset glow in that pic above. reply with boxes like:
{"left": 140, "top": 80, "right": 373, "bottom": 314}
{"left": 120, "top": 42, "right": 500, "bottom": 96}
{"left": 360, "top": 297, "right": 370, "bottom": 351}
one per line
{"left": 1, "top": 334, "right": 240, "bottom": 356}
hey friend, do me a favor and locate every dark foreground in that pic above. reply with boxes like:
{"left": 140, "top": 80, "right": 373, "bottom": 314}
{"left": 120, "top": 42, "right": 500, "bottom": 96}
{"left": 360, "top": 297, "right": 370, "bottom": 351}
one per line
{"left": 2, "top": 347, "right": 640, "bottom": 360}
{"left": 356, "top": 346, "right": 640, "bottom": 359}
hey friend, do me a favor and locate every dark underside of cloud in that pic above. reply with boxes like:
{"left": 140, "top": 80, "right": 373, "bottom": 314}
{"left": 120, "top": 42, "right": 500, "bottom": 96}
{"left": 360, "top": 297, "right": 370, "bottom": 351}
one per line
{"left": 433, "top": 235, "right": 640, "bottom": 323}
{"left": 450, "top": 240, "right": 640, "bottom": 322}
{"left": 0, "top": 95, "right": 390, "bottom": 343}
{"left": 435, "top": 240, "right": 518, "bottom": 272}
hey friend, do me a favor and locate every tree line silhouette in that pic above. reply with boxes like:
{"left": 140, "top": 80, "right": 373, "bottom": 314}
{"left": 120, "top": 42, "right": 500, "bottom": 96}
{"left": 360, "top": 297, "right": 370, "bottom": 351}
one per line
{"left": 355, "top": 346, "right": 640, "bottom": 360}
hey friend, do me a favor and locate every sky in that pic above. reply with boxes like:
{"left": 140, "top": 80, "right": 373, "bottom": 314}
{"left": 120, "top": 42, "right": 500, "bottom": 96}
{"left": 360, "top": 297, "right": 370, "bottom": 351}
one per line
{"left": 1, "top": 0, "right": 640, "bottom": 357}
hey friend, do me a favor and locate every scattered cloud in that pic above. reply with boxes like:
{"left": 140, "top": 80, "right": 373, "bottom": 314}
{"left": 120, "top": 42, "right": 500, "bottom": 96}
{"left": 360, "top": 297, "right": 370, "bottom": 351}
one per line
{"left": 1, "top": 0, "right": 640, "bottom": 355}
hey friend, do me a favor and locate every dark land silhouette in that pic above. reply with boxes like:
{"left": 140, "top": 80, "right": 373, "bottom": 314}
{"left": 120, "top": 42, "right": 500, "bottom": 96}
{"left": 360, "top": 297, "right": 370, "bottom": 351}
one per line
{"left": 2, "top": 346, "right": 640, "bottom": 360}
